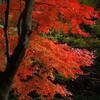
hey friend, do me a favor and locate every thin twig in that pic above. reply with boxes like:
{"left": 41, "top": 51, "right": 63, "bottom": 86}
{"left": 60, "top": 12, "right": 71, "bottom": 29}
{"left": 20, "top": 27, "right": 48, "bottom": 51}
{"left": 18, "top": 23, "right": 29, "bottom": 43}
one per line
{"left": 34, "top": 1, "right": 69, "bottom": 8}
{"left": 3, "top": 0, "right": 10, "bottom": 61}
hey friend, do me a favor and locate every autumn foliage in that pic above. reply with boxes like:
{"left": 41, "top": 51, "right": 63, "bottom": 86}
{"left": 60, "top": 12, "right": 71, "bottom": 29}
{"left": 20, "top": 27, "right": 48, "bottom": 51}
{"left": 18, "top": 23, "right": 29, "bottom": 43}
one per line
{"left": 0, "top": 0, "right": 99, "bottom": 99}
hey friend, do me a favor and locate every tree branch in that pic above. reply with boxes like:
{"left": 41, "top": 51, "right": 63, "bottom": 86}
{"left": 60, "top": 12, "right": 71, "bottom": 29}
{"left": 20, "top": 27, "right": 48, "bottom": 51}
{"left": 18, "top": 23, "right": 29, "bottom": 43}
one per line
{"left": 34, "top": 2, "right": 57, "bottom": 7}
{"left": 17, "top": 12, "right": 24, "bottom": 37}
{"left": 3, "top": 0, "right": 10, "bottom": 61}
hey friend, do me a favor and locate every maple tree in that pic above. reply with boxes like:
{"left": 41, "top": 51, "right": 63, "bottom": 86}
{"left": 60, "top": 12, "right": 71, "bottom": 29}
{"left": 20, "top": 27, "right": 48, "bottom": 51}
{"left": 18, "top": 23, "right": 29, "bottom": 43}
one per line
{"left": 0, "top": 0, "right": 99, "bottom": 100}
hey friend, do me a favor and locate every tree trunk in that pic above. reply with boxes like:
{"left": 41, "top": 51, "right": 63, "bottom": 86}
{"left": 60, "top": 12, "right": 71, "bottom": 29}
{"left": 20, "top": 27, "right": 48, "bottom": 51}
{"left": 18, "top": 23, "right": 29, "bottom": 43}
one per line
{"left": 0, "top": 0, "right": 34, "bottom": 100}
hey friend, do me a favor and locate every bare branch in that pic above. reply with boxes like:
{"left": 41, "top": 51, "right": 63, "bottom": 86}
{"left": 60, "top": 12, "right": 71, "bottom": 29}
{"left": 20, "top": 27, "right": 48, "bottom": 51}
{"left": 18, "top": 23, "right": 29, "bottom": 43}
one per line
{"left": 3, "top": 0, "right": 10, "bottom": 61}
{"left": 17, "top": 12, "right": 24, "bottom": 37}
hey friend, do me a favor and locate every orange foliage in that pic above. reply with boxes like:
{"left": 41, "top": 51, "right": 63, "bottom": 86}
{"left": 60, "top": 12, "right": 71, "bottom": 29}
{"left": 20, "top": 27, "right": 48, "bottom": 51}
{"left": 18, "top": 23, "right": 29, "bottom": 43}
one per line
{"left": 12, "top": 34, "right": 94, "bottom": 99}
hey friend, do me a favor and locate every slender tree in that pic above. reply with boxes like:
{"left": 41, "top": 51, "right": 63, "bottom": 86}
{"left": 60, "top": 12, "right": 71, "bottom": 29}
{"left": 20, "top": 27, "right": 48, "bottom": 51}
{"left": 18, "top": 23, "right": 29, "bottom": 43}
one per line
{"left": 0, "top": 0, "right": 34, "bottom": 100}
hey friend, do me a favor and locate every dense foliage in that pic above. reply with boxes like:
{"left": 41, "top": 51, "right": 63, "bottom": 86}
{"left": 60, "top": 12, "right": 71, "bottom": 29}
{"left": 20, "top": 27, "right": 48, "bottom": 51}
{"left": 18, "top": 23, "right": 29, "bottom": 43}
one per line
{"left": 0, "top": 0, "right": 99, "bottom": 100}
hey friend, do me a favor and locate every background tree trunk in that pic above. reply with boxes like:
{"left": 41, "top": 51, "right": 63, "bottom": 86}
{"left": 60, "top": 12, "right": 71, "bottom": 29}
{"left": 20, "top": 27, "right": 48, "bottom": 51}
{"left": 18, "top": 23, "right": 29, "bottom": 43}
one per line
{"left": 0, "top": 0, "right": 34, "bottom": 100}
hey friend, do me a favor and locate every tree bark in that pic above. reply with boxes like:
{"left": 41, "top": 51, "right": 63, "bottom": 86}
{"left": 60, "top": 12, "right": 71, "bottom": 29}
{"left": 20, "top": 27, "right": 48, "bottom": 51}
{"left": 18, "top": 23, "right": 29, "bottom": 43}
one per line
{"left": 0, "top": 0, "right": 34, "bottom": 100}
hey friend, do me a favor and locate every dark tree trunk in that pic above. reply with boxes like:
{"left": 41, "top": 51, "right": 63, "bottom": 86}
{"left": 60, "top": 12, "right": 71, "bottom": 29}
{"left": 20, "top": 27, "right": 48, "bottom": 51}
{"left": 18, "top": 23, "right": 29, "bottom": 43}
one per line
{"left": 0, "top": 0, "right": 34, "bottom": 100}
